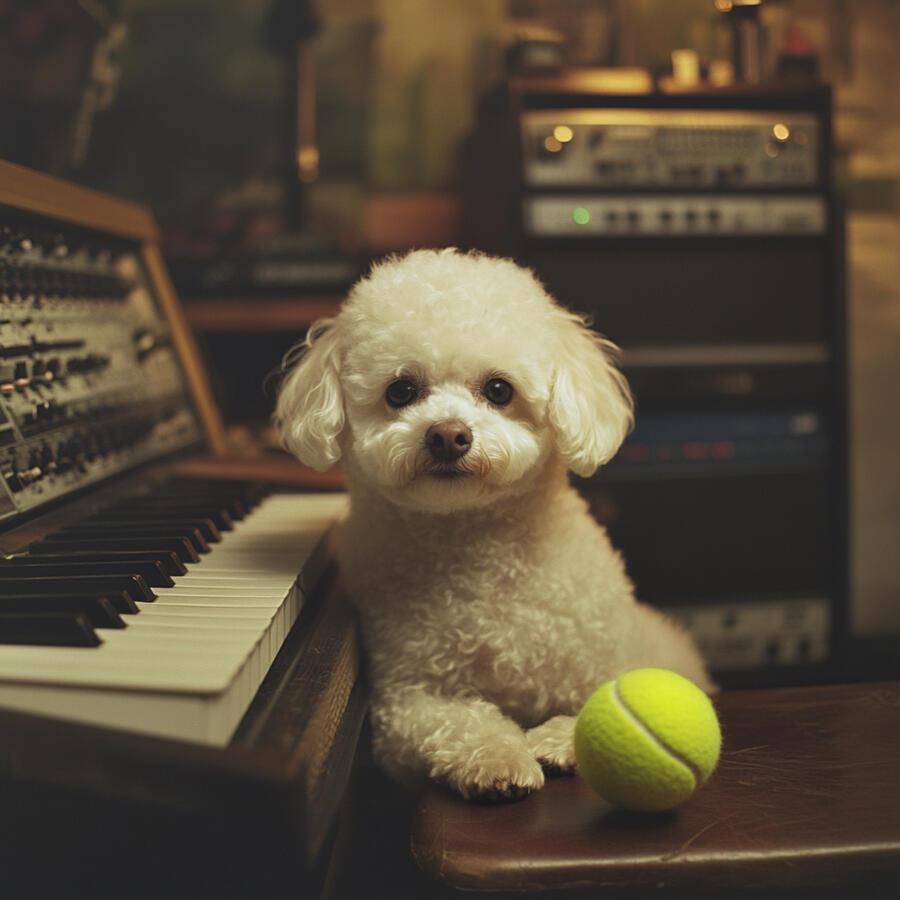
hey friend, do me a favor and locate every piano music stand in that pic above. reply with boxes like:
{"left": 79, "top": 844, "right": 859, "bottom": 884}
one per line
{"left": 411, "top": 682, "right": 900, "bottom": 898}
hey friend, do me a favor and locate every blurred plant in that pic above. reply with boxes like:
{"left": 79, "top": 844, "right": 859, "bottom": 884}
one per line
{"left": 0, "top": 0, "right": 83, "bottom": 51}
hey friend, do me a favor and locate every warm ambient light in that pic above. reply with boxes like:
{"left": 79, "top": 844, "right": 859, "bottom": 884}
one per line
{"left": 296, "top": 145, "right": 319, "bottom": 181}
{"left": 772, "top": 123, "right": 790, "bottom": 142}
{"left": 553, "top": 125, "right": 574, "bottom": 143}
{"left": 543, "top": 135, "right": 563, "bottom": 153}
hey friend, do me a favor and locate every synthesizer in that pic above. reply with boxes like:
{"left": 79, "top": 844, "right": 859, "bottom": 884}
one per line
{"left": 0, "top": 164, "right": 211, "bottom": 521}
{"left": 0, "top": 160, "right": 364, "bottom": 898}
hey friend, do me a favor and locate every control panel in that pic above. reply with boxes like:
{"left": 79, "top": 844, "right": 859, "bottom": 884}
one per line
{"left": 524, "top": 193, "right": 826, "bottom": 237}
{"left": 0, "top": 216, "right": 204, "bottom": 522}
{"left": 668, "top": 597, "right": 830, "bottom": 671}
{"left": 521, "top": 109, "right": 821, "bottom": 189}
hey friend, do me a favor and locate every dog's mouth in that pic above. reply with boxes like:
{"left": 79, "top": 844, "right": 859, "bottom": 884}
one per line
{"left": 426, "top": 465, "right": 469, "bottom": 480}
{"left": 420, "top": 452, "right": 491, "bottom": 484}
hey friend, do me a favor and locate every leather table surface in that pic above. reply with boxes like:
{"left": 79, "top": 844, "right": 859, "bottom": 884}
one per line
{"left": 412, "top": 682, "right": 900, "bottom": 897}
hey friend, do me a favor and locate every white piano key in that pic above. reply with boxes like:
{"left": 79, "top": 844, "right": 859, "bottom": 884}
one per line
{"left": 152, "top": 596, "right": 292, "bottom": 608}
{"left": 159, "top": 588, "right": 292, "bottom": 600}
{"left": 137, "top": 607, "right": 274, "bottom": 622}
{"left": 0, "top": 491, "right": 348, "bottom": 744}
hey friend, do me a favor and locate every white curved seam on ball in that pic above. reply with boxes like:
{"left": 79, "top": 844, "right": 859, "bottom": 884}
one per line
{"left": 611, "top": 681, "right": 701, "bottom": 787}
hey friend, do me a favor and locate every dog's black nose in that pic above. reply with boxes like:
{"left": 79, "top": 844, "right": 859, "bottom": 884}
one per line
{"left": 425, "top": 420, "right": 472, "bottom": 462}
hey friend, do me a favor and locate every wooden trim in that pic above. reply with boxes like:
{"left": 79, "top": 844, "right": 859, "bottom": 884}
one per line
{"left": 173, "top": 455, "right": 345, "bottom": 489}
{"left": 0, "top": 157, "right": 226, "bottom": 454}
{"left": 182, "top": 296, "right": 342, "bottom": 332}
{"left": 141, "top": 244, "right": 228, "bottom": 455}
{"left": 0, "top": 159, "right": 157, "bottom": 241}
{"left": 364, "top": 192, "right": 461, "bottom": 251}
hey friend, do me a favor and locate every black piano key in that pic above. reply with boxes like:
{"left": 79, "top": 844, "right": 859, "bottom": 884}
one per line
{"left": 0, "top": 559, "right": 174, "bottom": 588}
{"left": 123, "top": 497, "right": 247, "bottom": 520}
{"left": 128, "top": 497, "right": 244, "bottom": 523}
{"left": 0, "top": 587, "right": 137, "bottom": 615}
{"left": 55, "top": 524, "right": 210, "bottom": 555}
{"left": 0, "top": 595, "right": 124, "bottom": 628}
{"left": 104, "top": 503, "right": 234, "bottom": 531}
{"left": 29, "top": 536, "right": 199, "bottom": 564}
{"left": 159, "top": 479, "right": 265, "bottom": 510}
{"left": 0, "top": 612, "right": 101, "bottom": 647}
{"left": 3, "top": 549, "right": 188, "bottom": 577}
{"left": 0, "top": 575, "right": 155, "bottom": 604}
{"left": 0, "top": 581, "right": 140, "bottom": 616}
{"left": 85, "top": 516, "right": 222, "bottom": 543}
{"left": 122, "top": 485, "right": 246, "bottom": 503}
{"left": 85, "top": 588, "right": 138, "bottom": 615}
{"left": 164, "top": 476, "right": 266, "bottom": 497}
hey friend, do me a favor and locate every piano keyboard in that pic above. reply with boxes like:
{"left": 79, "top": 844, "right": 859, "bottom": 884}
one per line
{"left": 0, "top": 480, "right": 347, "bottom": 745}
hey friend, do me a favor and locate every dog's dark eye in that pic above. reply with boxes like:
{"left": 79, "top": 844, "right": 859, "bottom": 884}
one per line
{"left": 385, "top": 379, "right": 418, "bottom": 408}
{"left": 483, "top": 378, "right": 513, "bottom": 406}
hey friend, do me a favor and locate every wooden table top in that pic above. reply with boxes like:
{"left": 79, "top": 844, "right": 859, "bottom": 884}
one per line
{"left": 412, "top": 681, "right": 900, "bottom": 898}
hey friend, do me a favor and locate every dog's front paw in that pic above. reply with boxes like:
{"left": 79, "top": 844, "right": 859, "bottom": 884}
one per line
{"left": 526, "top": 715, "right": 578, "bottom": 775}
{"left": 441, "top": 745, "right": 545, "bottom": 802}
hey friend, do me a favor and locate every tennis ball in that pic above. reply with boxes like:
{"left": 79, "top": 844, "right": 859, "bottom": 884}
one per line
{"left": 574, "top": 668, "right": 721, "bottom": 812}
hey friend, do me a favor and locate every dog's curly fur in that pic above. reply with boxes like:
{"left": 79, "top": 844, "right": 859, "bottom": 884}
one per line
{"left": 275, "top": 248, "right": 713, "bottom": 801}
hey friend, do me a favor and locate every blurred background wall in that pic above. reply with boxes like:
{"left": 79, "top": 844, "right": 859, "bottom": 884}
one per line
{"left": 7, "top": 2, "right": 897, "bottom": 217}
{"left": 1, "top": 0, "right": 897, "bottom": 650}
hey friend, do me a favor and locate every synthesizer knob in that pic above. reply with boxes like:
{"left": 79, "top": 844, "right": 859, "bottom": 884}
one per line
{"left": 41, "top": 443, "right": 57, "bottom": 474}
{"left": 49, "top": 235, "right": 69, "bottom": 258}
{"left": 0, "top": 363, "right": 14, "bottom": 394}
{"left": 24, "top": 450, "right": 43, "bottom": 483}
{"left": 34, "top": 400, "right": 55, "bottom": 423}
{"left": 4, "top": 468, "right": 24, "bottom": 493}
{"left": 55, "top": 440, "right": 71, "bottom": 473}
{"left": 14, "top": 361, "right": 29, "bottom": 389}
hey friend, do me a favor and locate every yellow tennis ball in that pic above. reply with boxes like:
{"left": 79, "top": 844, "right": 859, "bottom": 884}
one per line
{"left": 574, "top": 668, "right": 721, "bottom": 812}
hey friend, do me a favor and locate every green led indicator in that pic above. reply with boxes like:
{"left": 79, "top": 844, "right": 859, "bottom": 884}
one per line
{"left": 573, "top": 206, "right": 591, "bottom": 225}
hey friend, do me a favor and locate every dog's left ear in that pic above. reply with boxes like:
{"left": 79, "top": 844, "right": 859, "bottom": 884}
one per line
{"left": 274, "top": 318, "right": 345, "bottom": 471}
{"left": 548, "top": 311, "right": 634, "bottom": 477}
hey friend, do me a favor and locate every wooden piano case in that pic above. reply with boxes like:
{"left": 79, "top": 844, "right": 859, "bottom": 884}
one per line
{"left": 0, "top": 161, "right": 366, "bottom": 898}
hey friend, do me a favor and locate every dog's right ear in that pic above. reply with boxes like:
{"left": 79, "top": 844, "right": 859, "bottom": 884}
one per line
{"left": 548, "top": 309, "right": 634, "bottom": 477}
{"left": 274, "top": 318, "right": 344, "bottom": 471}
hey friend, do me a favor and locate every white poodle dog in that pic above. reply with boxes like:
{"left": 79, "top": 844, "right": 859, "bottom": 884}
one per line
{"left": 276, "top": 248, "right": 713, "bottom": 801}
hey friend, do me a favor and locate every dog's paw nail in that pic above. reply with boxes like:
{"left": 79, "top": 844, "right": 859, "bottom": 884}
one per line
{"left": 476, "top": 780, "right": 539, "bottom": 803}
{"left": 451, "top": 755, "right": 545, "bottom": 803}
{"left": 477, "top": 778, "right": 536, "bottom": 803}
{"left": 526, "top": 716, "right": 578, "bottom": 774}
{"left": 537, "top": 757, "right": 578, "bottom": 776}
